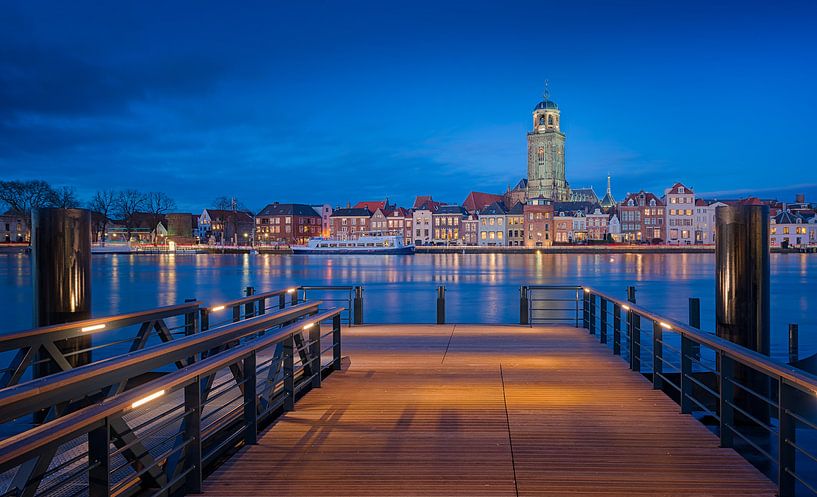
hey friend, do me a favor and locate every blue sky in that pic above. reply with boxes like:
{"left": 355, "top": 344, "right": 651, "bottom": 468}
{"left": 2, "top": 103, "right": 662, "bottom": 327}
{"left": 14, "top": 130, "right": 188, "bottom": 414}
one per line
{"left": 1, "top": 0, "right": 815, "bottom": 212}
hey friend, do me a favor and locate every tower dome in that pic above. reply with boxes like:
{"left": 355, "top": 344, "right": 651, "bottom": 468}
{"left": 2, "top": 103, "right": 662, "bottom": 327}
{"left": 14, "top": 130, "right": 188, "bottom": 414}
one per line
{"left": 533, "top": 99, "right": 559, "bottom": 111}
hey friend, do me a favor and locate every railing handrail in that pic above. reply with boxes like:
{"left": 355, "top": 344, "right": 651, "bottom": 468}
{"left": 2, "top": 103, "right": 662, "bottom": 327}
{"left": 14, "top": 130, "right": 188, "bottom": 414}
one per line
{"left": 0, "top": 307, "right": 345, "bottom": 475}
{"left": 583, "top": 286, "right": 817, "bottom": 396}
{"left": 203, "top": 286, "right": 296, "bottom": 310}
{"left": 525, "top": 285, "right": 583, "bottom": 290}
{"left": 0, "top": 301, "right": 201, "bottom": 350}
{"left": 0, "top": 301, "right": 322, "bottom": 423}
{"left": 298, "top": 285, "right": 356, "bottom": 291}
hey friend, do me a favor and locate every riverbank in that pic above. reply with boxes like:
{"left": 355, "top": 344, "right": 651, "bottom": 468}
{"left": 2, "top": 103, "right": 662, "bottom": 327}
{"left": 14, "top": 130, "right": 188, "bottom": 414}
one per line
{"left": 2, "top": 244, "right": 814, "bottom": 255}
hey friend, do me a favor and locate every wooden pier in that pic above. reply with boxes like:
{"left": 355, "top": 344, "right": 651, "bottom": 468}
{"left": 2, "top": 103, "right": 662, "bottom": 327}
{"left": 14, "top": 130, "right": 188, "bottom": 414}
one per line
{"left": 204, "top": 324, "right": 775, "bottom": 496}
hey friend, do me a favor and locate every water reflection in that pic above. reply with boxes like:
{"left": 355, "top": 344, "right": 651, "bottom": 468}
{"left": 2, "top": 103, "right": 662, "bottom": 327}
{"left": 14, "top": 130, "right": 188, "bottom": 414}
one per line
{"left": 1, "top": 252, "right": 814, "bottom": 361}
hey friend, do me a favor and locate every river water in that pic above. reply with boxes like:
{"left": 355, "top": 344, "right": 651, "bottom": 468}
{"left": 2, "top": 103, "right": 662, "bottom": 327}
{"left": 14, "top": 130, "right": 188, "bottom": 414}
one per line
{"left": 1, "top": 252, "right": 814, "bottom": 361}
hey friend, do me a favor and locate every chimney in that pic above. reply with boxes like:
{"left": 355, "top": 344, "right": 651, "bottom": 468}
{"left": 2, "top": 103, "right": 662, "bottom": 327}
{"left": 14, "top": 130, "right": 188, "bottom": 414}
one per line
{"left": 795, "top": 193, "right": 805, "bottom": 204}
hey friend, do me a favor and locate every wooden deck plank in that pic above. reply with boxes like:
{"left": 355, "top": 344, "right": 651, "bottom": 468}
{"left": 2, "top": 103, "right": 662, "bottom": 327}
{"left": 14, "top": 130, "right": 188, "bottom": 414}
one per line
{"left": 204, "top": 324, "right": 776, "bottom": 496}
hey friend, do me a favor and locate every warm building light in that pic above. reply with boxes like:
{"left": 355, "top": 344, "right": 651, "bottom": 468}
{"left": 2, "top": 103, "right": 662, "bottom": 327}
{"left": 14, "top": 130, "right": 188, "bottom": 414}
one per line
{"left": 81, "top": 324, "right": 106, "bottom": 332}
{"left": 621, "top": 304, "right": 630, "bottom": 311}
{"left": 211, "top": 305, "right": 226, "bottom": 312}
{"left": 660, "top": 322, "right": 672, "bottom": 330}
{"left": 303, "top": 323, "right": 314, "bottom": 330}
{"left": 131, "top": 390, "right": 165, "bottom": 409}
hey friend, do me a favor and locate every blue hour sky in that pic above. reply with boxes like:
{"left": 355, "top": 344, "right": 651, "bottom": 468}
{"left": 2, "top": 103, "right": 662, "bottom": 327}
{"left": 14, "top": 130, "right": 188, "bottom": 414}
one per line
{"left": 1, "top": 0, "right": 815, "bottom": 212}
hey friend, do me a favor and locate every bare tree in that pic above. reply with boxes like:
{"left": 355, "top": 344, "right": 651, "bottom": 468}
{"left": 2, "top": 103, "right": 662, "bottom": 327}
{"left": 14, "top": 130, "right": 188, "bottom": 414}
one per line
{"left": 89, "top": 190, "right": 117, "bottom": 243}
{"left": 113, "top": 189, "right": 147, "bottom": 238}
{"left": 146, "top": 191, "right": 176, "bottom": 223}
{"left": 0, "top": 180, "right": 57, "bottom": 220}
{"left": 212, "top": 196, "right": 248, "bottom": 212}
{"left": 48, "top": 186, "right": 81, "bottom": 209}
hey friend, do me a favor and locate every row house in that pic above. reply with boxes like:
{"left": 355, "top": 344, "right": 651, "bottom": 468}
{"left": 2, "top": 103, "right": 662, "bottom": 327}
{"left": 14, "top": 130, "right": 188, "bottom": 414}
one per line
{"left": 371, "top": 207, "right": 412, "bottom": 245}
{"left": 619, "top": 191, "right": 664, "bottom": 242}
{"left": 330, "top": 207, "right": 372, "bottom": 240}
{"left": 770, "top": 210, "right": 815, "bottom": 248}
{"left": 255, "top": 203, "right": 322, "bottom": 246}
{"left": 433, "top": 205, "right": 468, "bottom": 245}
{"left": 586, "top": 208, "right": 609, "bottom": 241}
{"left": 693, "top": 199, "right": 726, "bottom": 244}
{"left": 553, "top": 212, "right": 573, "bottom": 243}
{"left": 462, "top": 214, "right": 480, "bottom": 245}
{"left": 523, "top": 198, "right": 554, "bottom": 247}
{"left": 310, "top": 204, "right": 333, "bottom": 238}
{"left": 506, "top": 202, "right": 526, "bottom": 246}
{"left": 199, "top": 209, "right": 255, "bottom": 246}
{"left": 664, "top": 183, "right": 695, "bottom": 245}
{"left": 0, "top": 211, "right": 28, "bottom": 243}
{"left": 608, "top": 214, "right": 623, "bottom": 242}
{"left": 412, "top": 203, "right": 434, "bottom": 246}
{"left": 478, "top": 202, "right": 508, "bottom": 246}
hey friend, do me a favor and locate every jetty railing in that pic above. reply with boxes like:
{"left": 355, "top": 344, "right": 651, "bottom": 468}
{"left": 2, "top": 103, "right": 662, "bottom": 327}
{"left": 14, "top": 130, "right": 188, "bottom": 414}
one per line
{"left": 298, "top": 285, "right": 363, "bottom": 326}
{"left": 0, "top": 302, "right": 201, "bottom": 389}
{"left": 520, "top": 285, "right": 583, "bottom": 327}
{"left": 0, "top": 307, "right": 344, "bottom": 497}
{"left": 576, "top": 286, "right": 817, "bottom": 497}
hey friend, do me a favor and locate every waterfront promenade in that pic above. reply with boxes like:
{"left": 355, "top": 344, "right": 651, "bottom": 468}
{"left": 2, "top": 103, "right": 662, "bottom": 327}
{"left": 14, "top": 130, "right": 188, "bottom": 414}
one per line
{"left": 204, "top": 324, "right": 775, "bottom": 496}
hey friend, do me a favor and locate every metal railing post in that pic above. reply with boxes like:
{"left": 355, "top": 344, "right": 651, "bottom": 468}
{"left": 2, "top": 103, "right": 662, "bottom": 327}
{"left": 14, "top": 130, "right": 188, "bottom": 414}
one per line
{"left": 258, "top": 296, "right": 266, "bottom": 316}
{"left": 588, "top": 293, "right": 596, "bottom": 336}
{"left": 200, "top": 308, "right": 210, "bottom": 332}
{"left": 520, "top": 286, "right": 529, "bottom": 326}
{"left": 279, "top": 293, "right": 286, "bottom": 310}
{"left": 613, "top": 304, "right": 621, "bottom": 355}
{"left": 652, "top": 320, "right": 662, "bottom": 390}
{"left": 310, "top": 324, "right": 321, "bottom": 388}
{"left": 290, "top": 289, "right": 298, "bottom": 306}
{"left": 779, "top": 379, "right": 796, "bottom": 497}
{"left": 353, "top": 286, "right": 363, "bottom": 325}
{"left": 333, "top": 314, "right": 342, "bottom": 370}
{"left": 184, "top": 377, "right": 202, "bottom": 494}
{"left": 232, "top": 303, "right": 241, "bottom": 323}
{"left": 599, "top": 297, "right": 607, "bottom": 344}
{"left": 283, "top": 336, "right": 295, "bottom": 411}
{"left": 244, "top": 287, "right": 255, "bottom": 318}
{"left": 627, "top": 287, "right": 639, "bottom": 371}
{"left": 243, "top": 352, "right": 258, "bottom": 445}
{"left": 680, "top": 335, "right": 693, "bottom": 414}
{"left": 184, "top": 298, "right": 198, "bottom": 336}
{"left": 788, "top": 324, "right": 799, "bottom": 365}
{"left": 719, "top": 354, "right": 734, "bottom": 448}
{"left": 88, "top": 418, "right": 110, "bottom": 497}
{"left": 582, "top": 289, "right": 590, "bottom": 329}
{"left": 436, "top": 286, "right": 446, "bottom": 325}
{"left": 689, "top": 298, "right": 701, "bottom": 360}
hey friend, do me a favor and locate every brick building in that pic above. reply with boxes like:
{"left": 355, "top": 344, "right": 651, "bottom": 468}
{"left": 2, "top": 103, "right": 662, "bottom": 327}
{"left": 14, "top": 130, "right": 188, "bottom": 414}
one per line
{"left": 432, "top": 205, "right": 468, "bottom": 245}
{"left": 618, "top": 191, "right": 664, "bottom": 243}
{"left": 330, "top": 207, "right": 372, "bottom": 240}
{"left": 255, "top": 203, "right": 322, "bottom": 245}
{"left": 523, "top": 198, "right": 554, "bottom": 247}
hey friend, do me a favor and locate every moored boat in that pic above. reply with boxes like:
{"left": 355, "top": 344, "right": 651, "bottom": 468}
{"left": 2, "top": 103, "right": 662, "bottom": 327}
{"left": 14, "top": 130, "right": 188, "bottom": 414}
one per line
{"left": 292, "top": 233, "right": 414, "bottom": 254}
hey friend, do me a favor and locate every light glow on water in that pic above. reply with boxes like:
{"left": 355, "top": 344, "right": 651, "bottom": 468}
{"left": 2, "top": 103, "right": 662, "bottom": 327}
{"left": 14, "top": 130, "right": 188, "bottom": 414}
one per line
{"left": 1, "top": 252, "right": 814, "bottom": 361}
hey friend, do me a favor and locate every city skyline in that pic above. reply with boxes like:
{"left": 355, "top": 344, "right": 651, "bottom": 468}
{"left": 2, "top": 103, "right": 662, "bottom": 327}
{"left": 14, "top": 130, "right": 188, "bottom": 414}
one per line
{"left": 1, "top": 1, "right": 816, "bottom": 212}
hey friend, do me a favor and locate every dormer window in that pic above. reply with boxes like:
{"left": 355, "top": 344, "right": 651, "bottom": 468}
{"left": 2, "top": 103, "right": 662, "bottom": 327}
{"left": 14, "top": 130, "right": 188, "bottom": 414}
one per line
{"left": 679, "top": 186, "right": 685, "bottom": 193}
{"left": 649, "top": 199, "right": 656, "bottom": 206}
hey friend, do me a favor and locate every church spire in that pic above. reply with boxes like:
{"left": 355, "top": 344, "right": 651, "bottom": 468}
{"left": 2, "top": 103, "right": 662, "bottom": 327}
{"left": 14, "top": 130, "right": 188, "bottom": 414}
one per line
{"left": 606, "top": 173, "right": 611, "bottom": 194}
{"left": 543, "top": 79, "right": 550, "bottom": 101}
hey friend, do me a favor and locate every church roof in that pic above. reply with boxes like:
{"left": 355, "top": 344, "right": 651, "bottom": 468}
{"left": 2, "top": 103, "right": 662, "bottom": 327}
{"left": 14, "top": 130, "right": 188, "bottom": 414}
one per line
{"left": 600, "top": 191, "right": 617, "bottom": 208}
{"left": 463, "top": 191, "right": 505, "bottom": 213}
{"left": 534, "top": 100, "right": 558, "bottom": 111}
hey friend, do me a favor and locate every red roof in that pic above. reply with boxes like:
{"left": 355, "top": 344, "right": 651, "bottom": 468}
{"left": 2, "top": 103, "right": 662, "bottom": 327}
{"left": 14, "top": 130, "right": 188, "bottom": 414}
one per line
{"left": 462, "top": 192, "right": 504, "bottom": 213}
{"left": 412, "top": 195, "right": 443, "bottom": 211}
{"left": 666, "top": 182, "right": 694, "bottom": 195}
{"left": 354, "top": 200, "right": 388, "bottom": 211}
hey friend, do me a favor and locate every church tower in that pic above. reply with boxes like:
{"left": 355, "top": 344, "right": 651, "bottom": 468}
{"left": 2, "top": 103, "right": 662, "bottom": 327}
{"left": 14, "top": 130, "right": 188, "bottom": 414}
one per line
{"left": 526, "top": 85, "right": 570, "bottom": 201}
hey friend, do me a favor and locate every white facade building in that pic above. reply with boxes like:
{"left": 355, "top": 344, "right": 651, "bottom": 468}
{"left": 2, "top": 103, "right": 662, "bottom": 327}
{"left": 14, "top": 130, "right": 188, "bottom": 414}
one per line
{"left": 770, "top": 211, "right": 813, "bottom": 248}
{"left": 478, "top": 202, "right": 508, "bottom": 246}
{"left": 693, "top": 200, "right": 726, "bottom": 245}
{"left": 608, "top": 214, "right": 622, "bottom": 242}
{"left": 412, "top": 207, "right": 433, "bottom": 246}
{"left": 664, "top": 182, "right": 695, "bottom": 245}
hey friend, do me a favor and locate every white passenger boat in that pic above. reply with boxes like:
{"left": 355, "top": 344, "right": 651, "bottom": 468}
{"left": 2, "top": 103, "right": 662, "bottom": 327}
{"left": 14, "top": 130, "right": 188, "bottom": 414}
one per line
{"left": 292, "top": 234, "right": 414, "bottom": 254}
